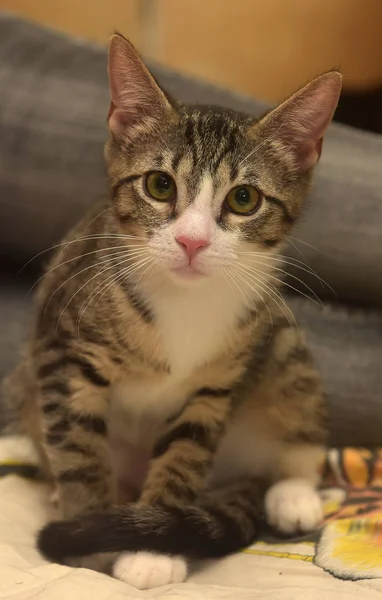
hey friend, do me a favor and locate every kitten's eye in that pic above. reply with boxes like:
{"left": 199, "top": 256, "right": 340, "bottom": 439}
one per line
{"left": 145, "top": 171, "right": 176, "bottom": 201}
{"left": 225, "top": 185, "right": 261, "bottom": 215}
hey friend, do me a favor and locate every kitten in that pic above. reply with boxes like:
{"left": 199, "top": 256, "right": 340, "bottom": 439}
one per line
{"left": 3, "top": 34, "right": 341, "bottom": 590}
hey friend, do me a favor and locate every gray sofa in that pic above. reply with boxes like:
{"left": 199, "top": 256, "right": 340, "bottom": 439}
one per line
{"left": 0, "top": 12, "right": 381, "bottom": 447}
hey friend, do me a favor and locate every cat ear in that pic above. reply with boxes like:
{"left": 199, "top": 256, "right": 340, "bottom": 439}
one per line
{"left": 258, "top": 71, "right": 342, "bottom": 172}
{"left": 108, "top": 33, "right": 173, "bottom": 138}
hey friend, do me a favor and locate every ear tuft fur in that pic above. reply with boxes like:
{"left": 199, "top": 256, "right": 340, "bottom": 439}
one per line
{"left": 258, "top": 71, "right": 342, "bottom": 171}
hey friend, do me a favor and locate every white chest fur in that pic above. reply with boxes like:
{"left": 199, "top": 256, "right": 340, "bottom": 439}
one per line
{"left": 149, "top": 274, "right": 246, "bottom": 376}
{"left": 110, "top": 275, "right": 247, "bottom": 443}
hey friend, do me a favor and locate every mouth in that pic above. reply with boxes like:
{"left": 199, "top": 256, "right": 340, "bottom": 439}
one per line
{"left": 170, "top": 264, "right": 206, "bottom": 279}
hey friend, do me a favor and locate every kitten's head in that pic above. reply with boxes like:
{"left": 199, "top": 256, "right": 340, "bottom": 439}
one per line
{"left": 105, "top": 34, "right": 341, "bottom": 286}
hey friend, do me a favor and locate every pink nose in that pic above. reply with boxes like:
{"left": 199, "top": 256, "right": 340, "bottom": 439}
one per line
{"left": 176, "top": 235, "right": 209, "bottom": 260}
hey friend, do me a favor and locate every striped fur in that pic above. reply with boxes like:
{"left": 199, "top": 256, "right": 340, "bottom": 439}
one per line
{"left": 2, "top": 34, "right": 341, "bottom": 587}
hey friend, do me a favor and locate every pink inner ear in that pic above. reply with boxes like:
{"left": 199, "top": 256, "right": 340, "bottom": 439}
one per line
{"left": 299, "top": 138, "right": 323, "bottom": 172}
{"left": 108, "top": 103, "right": 141, "bottom": 136}
{"left": 264, "top": 72, "right": 342, "bottom": 171}
{"left": 107, "top": 34, "right": 169, "bottom": 137}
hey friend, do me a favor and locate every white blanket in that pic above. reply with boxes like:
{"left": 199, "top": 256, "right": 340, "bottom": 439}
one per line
{"left": 0, "top": 437, "right": 381, "bottom": 600}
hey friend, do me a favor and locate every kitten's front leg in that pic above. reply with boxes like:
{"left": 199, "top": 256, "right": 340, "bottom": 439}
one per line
{"left": 38, "top": 356, "right": 113, "bottom": 569}
{"left": 113, "top": 386, "right": 233, "bottom": 589}
{"left": 140, "top": 387, "right": 233, "bottom": 505}
{"left": 41, "top": 385, "right": 111, "bottom": 520}
{"left": 260, "top": 326, "right": 327, "bottom": 535}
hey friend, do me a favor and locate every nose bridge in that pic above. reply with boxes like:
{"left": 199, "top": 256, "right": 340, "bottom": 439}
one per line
{"left": 177, "top": 206, "right": 209, "bottom": 239}
{"left": 176, "top": 179, "right": 217, "bottom": 242}
{"left": 173, "top": 174, "right": 216, "bottom": 264}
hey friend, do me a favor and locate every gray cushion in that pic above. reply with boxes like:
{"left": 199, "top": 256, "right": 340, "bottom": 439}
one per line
{"left": 0, "top": 13, "right": 382, "bottom": 306}
{"left": 288, "top": 296, "right": 382, "bottom": 447}
{"left": 288, "top": 126, "right": 382, "bottom": 307}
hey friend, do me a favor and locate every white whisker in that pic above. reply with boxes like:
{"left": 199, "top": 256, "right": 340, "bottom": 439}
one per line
{"left": 241, "top": 263, "right": 323, "bottom": 308}
{"left": 235, "top": 263, "right": 297, "bottom": 330}
{"left": 56, "top": 253, "right": 148, "bottom": 330}
{"left": 75, "top": 251, "right": 151, "bottom": 318}
{"left": 237, "top": 251, "right": 333, "bottom": 293}
{"left": 19, "top": 233, "right": 147, "bottom": 272}
{"left": 94, "top": 256, "right": 155, "bottom": 332}
{"left": 47, "top": 250, "right": 148, "bottom": 322}
{"left": 27, "top": 245, "right": 148, "bottom": 296}
{"left": 222, "top": 267, "right": 254, "bottom": 328}
{"left": 229, "top": 268, "right": 269, "bottom": 332}
{"left": 287, "top": 235, "right": 332, "bottom": 259}
{"left": 238, "top": 256, "right": 326, "bottom": 305}
{"left": 78, "top": 254, "right": 153, "bottom": 331}
{"left": 83, "top": 207, "right": 112, "bottom": 232}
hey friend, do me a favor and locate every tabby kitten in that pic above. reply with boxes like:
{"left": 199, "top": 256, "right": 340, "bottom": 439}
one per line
{"left": 4, "top": 34, "right": 341, "bottom": 590}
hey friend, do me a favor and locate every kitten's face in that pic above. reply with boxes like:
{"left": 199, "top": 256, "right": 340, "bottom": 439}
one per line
{"left": 108, "top": 106, "right": 305, "bottom": 283}
{"left": 106, "top": 35, "right": 341, "bottom": 286}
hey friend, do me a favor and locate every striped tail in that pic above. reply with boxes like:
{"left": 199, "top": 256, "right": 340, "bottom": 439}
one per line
{"left": 38, "top": 478, "right": 266, "bottom": 562}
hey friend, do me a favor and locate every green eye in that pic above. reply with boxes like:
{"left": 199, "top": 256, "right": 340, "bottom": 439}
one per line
{"left": 145, "top": 171, "right": 176, "bottom": 201}
{"left": 225, "top": 185, "right": 261, "bottom": 215}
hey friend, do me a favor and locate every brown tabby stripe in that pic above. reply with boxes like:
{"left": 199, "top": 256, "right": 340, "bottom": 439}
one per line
{"left": 266, "top": 195, "right": 294, "bottom": 224}
{"left": 76, "top": 414, "right": 107, "bottom": 435}
{"left": 164, "top": 460, "right": 210, "bottom": 483}
{"left": 195, "top": 387, "right": 231, "bottom": 397}
{"left": 183, "top": 118, "right": 199, "bottom": 166}
{"left": 44, "top": 410, "right": 107, "bottom": 439}
{"left": 58, "top": 468, "right": 102, "bottom": 484}
{"left": 38, "top": 356, "right": 109, "bottom": 388}
{"left": 210, "top": 129, "right": 238, "bottom": 173}
{"left": 49, "top": 418, "right": 70, "bottom": 433}
{"left": 152, "top": 422, "right": 217, "bottom": 458}
{"left": 120, "top": 280, "right": 154, "bottom": 322}
{"left": 77, "top": 324, "right": 117, "bottom": 352}
{"left": 171, "top": 152, "right": 183, "bottom": 172}
{"left": 60, "top": 442, "right": 93, "bottom": 455}
{"left": 262, "top": 238, "right": 281, "bottom": 248}
{"left": 164, "top": 479, "right": 198, "bottom": 503}
{"left": 42, "top": 402, "right": 61, "bottom": 414}
{"left": 230, "top": 163, "right": 239, "bottom": 181}
{"left": 111, "top": 173, "right": 140, "bottom": 200}
{"left": 41, "top": 381, "right": 71, "bottom": 396}
{"left": 46, "top": 432, "right": 65, "bottom": 445}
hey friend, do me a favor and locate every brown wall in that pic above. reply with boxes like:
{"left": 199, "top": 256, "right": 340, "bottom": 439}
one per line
{"left": 1, "top": 0, "right": 382, "bottom": 101}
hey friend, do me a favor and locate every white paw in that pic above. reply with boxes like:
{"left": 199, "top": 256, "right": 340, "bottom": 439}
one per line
{"left": 113, "top": 551, "right": 187, "bottom": 590}
{"left": 265, "top": 478, "right": 323, "bottom": 535}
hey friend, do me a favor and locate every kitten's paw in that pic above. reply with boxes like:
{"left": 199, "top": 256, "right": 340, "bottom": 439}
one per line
{"left": 113, "top": 551, "right": 187, "bottom": 589}
{"left": 265, "top": 478, "right": 323, "bottom": 535}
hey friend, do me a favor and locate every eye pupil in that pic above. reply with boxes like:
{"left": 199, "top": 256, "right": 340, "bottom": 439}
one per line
{"left": 156, "top": 174, "right": 171, "bottom": 193}
{"left": 235, "top": 187, "right": 250, "bottom": 205}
